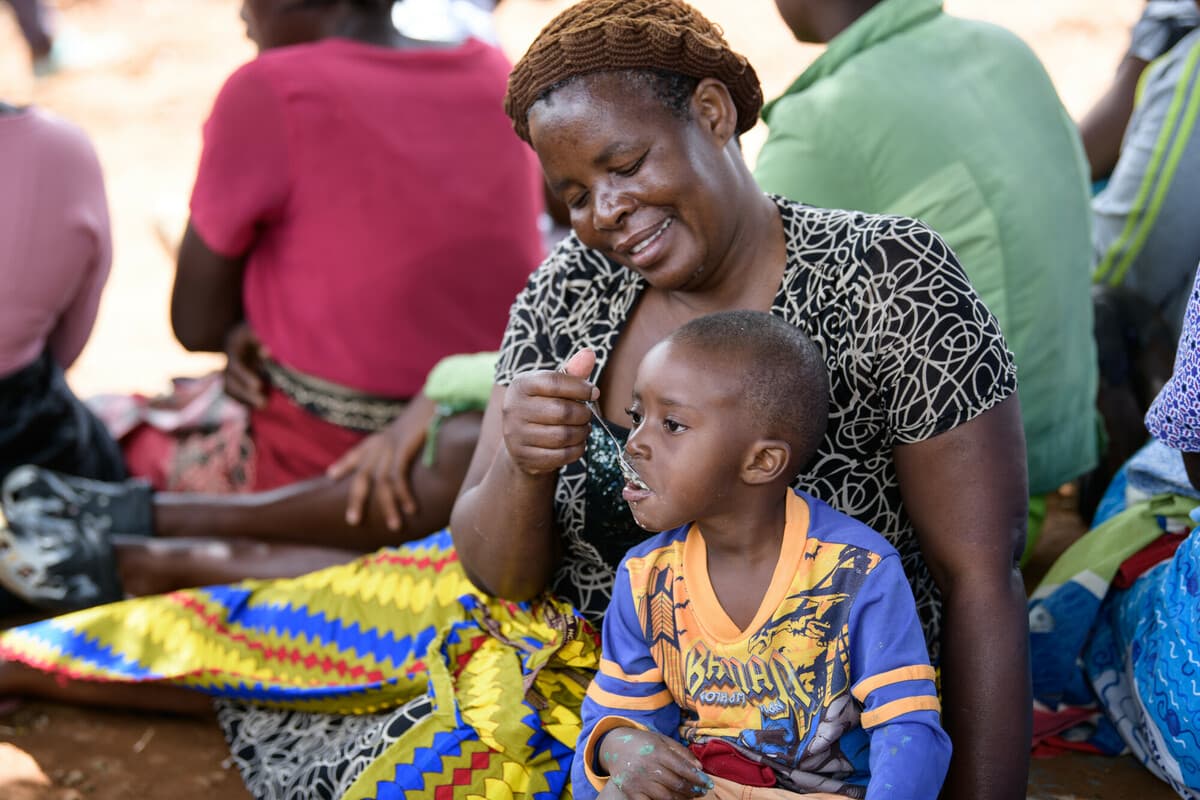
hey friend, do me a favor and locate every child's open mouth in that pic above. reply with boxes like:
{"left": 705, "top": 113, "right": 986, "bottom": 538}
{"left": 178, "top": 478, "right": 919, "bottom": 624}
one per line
{"left": 622, "top": 475, "right": 652, "bottom": 503}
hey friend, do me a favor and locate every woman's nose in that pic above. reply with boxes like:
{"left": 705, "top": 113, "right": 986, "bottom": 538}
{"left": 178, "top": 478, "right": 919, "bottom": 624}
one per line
{"left": 593, "top": 186, "right": 633, "bottom": 230}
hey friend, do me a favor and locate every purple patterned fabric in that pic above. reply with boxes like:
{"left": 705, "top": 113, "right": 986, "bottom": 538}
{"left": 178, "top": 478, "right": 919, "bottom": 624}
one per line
{"left": 1146, "top": 264, "right": 1200, "bottom": 451}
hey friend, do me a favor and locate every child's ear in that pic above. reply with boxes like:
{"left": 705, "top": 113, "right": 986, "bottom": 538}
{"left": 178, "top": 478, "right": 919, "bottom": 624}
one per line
{"left": 742, "top": 440, "right": 792, "bottom": 485}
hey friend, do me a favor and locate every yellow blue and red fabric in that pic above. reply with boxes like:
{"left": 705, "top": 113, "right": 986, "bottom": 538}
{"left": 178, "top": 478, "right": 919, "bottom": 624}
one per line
{"left": 576, "top": 492, "right": 950, "bottom": 800}
{"left": 0, "top": 530, "right": 601, "bottom": 800}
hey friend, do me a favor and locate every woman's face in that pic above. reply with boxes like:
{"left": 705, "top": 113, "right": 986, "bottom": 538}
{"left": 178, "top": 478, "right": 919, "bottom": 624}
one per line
{"left": 528, "top": 74, "right": 738, "bottom": 294}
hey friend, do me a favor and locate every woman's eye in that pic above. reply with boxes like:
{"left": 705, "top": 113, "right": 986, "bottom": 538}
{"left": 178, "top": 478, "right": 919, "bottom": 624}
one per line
{"left": 615, "top": 155, "right": 645, "bottom": 177}
{"left": 664, "top": 419, "right": 685, "bottom": 433}
{"left": 625, "top": 408, "right": 643, "bottom": 426}
{"left": 567, "top": 192, "right": 589, "bottom": 211}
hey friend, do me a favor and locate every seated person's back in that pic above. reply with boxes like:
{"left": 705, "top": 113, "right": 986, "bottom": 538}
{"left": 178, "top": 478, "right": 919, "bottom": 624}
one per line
{"left": 0, "top": 103, "right": 124, "bottom": 484}
{"left": 191, "top": 36, "right": 544, "bottom": 400}
{"left": 174, "top": 17, "right": 547, "bottom": 490}
{"left": 1093, "top": 19, "right": 1200, "bottom": 334}
{"left": 755, "top": 0, "right": 1097, "bottom": 497}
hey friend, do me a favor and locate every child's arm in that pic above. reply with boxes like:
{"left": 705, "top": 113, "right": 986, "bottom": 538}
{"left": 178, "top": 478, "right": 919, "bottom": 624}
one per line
{"left": 849, "top": 554, "right": 953, "bottom": 800}
{"left": 595, "top": 727, "right": 712, "bottom": 800}
{"left": 573, "top": 559, "right": 710, "bottom": 800}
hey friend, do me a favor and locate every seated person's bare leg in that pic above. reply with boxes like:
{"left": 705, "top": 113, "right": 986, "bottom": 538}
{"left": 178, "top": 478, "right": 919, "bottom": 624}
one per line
{"left": 114, "top": 536, "right": 362, "bottom": 596}
{"left": 120, "top": 412, "right": 482, "bottom": 590}
{"left": 0, "top": 658, "right": 214, "bottom": 717}
{"left": 154, "top": 412, "right": 479, "bottom": 550}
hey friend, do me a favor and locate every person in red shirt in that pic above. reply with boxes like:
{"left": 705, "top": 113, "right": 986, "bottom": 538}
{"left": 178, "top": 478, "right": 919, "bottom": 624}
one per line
{"left": 172, "top": 0, "right": 542, "bottom": 491}
{"left": 0, "top": 0, "right": 543, "bottom": 607}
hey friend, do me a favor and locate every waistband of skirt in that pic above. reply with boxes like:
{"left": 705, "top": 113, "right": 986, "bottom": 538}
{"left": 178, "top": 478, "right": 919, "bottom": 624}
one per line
{"left": 262, "top": 359, "right": 407, "bottom": 434}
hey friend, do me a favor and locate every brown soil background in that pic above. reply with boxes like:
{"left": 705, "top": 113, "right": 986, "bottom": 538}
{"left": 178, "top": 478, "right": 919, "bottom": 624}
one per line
{"left": 0, "top": 0, "right": 1183, "bottom": 798}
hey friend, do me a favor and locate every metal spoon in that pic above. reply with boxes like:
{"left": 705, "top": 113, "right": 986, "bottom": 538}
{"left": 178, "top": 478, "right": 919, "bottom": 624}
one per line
{"left": 583, "top": 398, "right": 646, "bottom": 487}
{"left": 559, "top": 364, "right": 645, "bottom": 487}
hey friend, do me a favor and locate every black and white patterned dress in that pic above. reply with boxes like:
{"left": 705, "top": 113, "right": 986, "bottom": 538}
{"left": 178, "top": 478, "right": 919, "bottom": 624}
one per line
{"left": 496, "top": 196, "right": 1017, "bottom": 654}
{"left": 218, "top": 196, "right": 1016, "bottom": 798}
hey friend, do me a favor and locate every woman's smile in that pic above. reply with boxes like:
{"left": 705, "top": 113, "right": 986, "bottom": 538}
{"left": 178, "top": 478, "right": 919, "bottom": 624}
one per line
{"left": 620, "top": 217, "right": 674, "bottom": 269}
{"left": 630, "top": 219, "right": 674, "bottom": 271}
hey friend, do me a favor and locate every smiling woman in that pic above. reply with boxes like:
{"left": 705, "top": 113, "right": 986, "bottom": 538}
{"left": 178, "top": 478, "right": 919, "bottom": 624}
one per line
{"left": 0, "top": 0, "right": 1029, "bottom": 798}
{"left": 462, "top": 2, "right": 1029, "bottom": 797}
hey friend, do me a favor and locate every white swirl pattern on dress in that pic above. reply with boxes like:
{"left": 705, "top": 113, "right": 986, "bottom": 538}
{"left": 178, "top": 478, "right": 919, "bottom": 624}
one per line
{"left": 495, "top": 196, "right": 1018, "bottom": 658}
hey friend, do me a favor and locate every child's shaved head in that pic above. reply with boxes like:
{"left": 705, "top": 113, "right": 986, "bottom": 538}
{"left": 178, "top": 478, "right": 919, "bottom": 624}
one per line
{"left": 666, "top": 310, "right": 829, "bottom": 474}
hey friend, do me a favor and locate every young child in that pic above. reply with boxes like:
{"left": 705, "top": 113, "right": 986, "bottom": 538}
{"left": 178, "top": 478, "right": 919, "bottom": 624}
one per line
{"left": 574, "top": 311, "right": 951, "bottom": 800}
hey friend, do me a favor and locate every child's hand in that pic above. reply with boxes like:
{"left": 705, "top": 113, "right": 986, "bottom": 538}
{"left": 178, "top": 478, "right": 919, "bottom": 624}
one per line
{"left": 596, "top": 727, "right": 713, "bottom": 800}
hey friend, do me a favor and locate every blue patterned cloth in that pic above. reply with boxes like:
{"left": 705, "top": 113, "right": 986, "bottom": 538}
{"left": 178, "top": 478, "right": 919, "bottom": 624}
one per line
{"left": 1086, "top": 530, "right": 1200, "bottom": 798}
{"left": 1024, "top": 263, "right": 1200, "bottom": 797}
{"left": 1127, "top": 439, "right": 1200, "bottom": 502}
{"left": 1029, "top": 485, "right": 1200, "bottom": 799}
{"left": 1146, "top": 264, "right": 1200, "bottom": 451}
{"left": 1028, "top": 436, "right": 1200, "bottom": 798}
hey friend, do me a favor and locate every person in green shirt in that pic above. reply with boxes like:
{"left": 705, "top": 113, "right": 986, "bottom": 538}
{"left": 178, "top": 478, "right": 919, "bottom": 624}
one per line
{"left": 756, "top": 0, "right": 1099, "bottom": 569}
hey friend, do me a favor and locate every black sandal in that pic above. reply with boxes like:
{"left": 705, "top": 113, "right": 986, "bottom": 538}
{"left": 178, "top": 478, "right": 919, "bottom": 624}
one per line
{"left": 0, "top": 466, "right": 147, "bottom": 611}
{"left": 2, "top": 465, "right": 153, "bottom": 538}
{"left": 0, "top": 501, "right": 123, "bottom": 610}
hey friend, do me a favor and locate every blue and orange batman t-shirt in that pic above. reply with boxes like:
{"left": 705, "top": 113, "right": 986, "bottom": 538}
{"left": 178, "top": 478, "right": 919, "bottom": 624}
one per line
{"left": 573, "top": 490, "right": 951, "bottom": 800}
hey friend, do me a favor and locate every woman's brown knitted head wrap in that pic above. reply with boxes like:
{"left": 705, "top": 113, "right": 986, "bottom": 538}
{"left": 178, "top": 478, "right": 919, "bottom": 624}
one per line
{"left": 504, "top": 0, "right": 762, "bottom": 143}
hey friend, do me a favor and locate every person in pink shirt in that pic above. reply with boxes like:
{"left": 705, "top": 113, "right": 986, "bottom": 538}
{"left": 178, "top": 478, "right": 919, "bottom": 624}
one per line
{"left": 0, "top": 101, "right": 124, "bottom": 486}
{"left": 0, "top": 0, "right": 544, "bottom": 609}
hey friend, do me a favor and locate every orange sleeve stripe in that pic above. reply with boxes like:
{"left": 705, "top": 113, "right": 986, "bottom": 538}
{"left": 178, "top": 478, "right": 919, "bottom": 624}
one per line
{"left": 852, "top": 665, "right": 937, "bottom": 702}
{"left": 861, "top": 696, "right": 941, "bottom": 729}
{"left": 583, "top": 716, "right": 646, "bottom": 791}
{"left": 586, "top": 681, "right": 675, "bottom": 711}
{"left": 598, "top": 658, "right": 663, "bottom": 684}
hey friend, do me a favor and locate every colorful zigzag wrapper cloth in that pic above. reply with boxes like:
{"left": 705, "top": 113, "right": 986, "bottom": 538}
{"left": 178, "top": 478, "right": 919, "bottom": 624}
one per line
{"left": 0, "top": 530, "right": 601, "bottom": 800}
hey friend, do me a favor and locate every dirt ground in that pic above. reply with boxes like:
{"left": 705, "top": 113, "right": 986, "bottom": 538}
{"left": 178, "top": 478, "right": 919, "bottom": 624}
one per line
{"left": 0, "top": 0, "right": 1184, "bottom": 797}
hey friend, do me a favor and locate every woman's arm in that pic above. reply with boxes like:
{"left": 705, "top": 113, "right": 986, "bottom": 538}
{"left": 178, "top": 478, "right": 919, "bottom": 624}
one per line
{"left": 47, "top": 119, "right": 112, "bottom": 370}
{"left": 450, "top": 350, "right": 597, "bottom": 599}
{"left": 1079, "top": 54, "right": 1149, "bottom": 182}
{"left": 893, "top": 394, "right": 1030, "bottom": 800}
{"left": 171, "top": 221, "right": 246, "bottom": 352}
{"left": 49, "top": 233, "right": 109, "bottom": 369}
{"left": 174, "top": 60, "right": 287, "bottom": 353}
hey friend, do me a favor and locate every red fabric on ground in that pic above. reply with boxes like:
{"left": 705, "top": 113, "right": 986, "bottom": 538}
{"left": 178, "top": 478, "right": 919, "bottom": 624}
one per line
{"left": 689, "top": 740, "right": 776, "bottom": 787}
{"left": 1112, "top": 532, "right": 1187, "bottom": 588}
{"left": 1031, "top": 706, "right": 1105, "bottom": 757}
{"left": 121, "top": 387, "right": 364, "bottom": 493}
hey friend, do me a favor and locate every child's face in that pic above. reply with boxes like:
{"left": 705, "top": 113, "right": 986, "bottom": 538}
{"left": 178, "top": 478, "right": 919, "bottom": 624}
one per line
{"left": 622, "top": 340, "right": 760, "bottom": 531}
